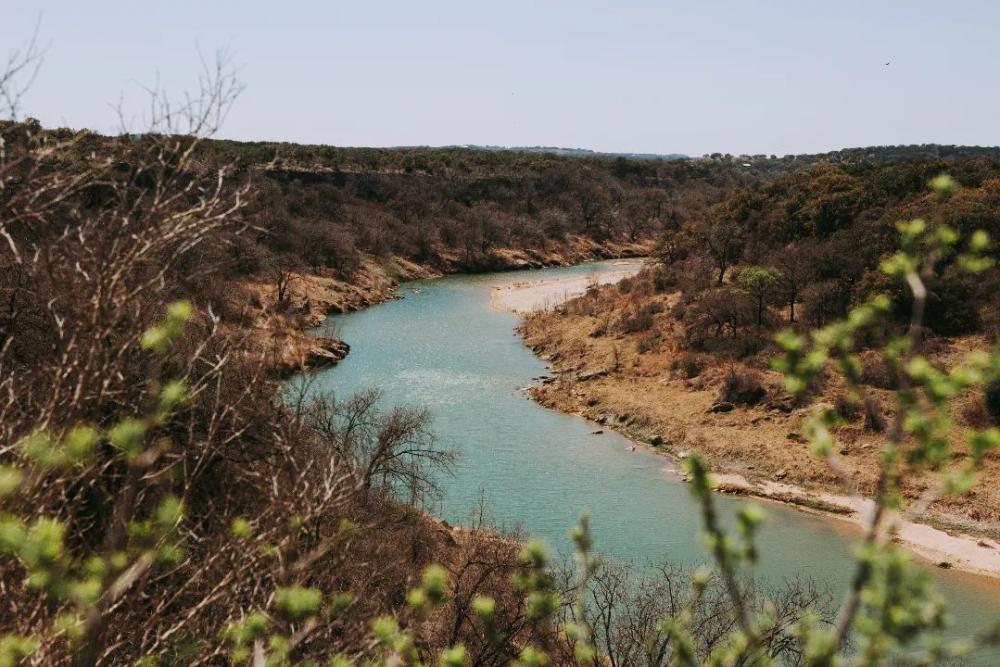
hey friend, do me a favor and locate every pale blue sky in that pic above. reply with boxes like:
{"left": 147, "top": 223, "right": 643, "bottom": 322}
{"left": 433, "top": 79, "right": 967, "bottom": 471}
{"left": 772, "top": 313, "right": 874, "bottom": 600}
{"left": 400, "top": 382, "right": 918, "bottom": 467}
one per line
{"left": 4, "top": 1, "right": 999, "bottom": 155}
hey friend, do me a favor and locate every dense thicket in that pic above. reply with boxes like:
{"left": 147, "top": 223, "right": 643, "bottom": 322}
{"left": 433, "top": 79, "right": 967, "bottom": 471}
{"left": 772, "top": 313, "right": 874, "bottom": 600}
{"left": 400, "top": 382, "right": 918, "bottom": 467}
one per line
{"left": 201, "top": 138, "right": 771, "bottom": 281}
{"left": 0, "top": 106, "right": 550, "bottom": 663}
{"left": 653, "top": 158, "right": 1000, "bottom": 359}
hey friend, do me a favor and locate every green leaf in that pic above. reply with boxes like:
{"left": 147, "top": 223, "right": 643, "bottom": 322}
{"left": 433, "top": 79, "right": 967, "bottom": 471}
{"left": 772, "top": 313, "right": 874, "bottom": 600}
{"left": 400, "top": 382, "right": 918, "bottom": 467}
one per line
{"left": 513, "top": 645, "right": 549, "bottom": 667}
{"left": 328, "top": 592, "right": 354, "bottom": 618}
{"left": 517, "top": 540, "right": 550, "bottom": 570}
{"left": 969, "top": 429, "right": 1000, "bottom": 465}
{"left": 524, "top": 591, "right": 561, "bottom": 622}
{"left": 19, "top": 430, "right": 65, "bottom": 469}
{"left": 0, "top": 634, "right": 39, "bottom": 667}
{"left": 65, "top": 425, "right": 99, "bottom": 462}
{"left": 929, "top": 174, "right": 959, "bottom": 199}
{"left": 230, "top": 517, "right": 253, "bottom": 540}
{"left": 969, "top": 229, "right": 991, "bottom": 253}
{"left": 421, "top": 563, "right": 449, "bottom": 604}
{"left": 68, "top": 577, "right": 103, "bottom": 606}
{"left": 438, "top": 644, "right": 467, "bottom": 667}
{"left": 156, "top": 543, "right": 185, "bottom": 565}
{"left": 108, "top": 418, "right": 147, "bottom": 458}
{"left": 22, "top": 517, "right": 66, "bottom": 568}
{"left": 406, "top": 587, "right": 427, "bottom": 611}
{"left": 570, "top": 512, "right": 593, "bottom": 555}
{"left": 0, "top": 518, "right": 27, "bottom": 555}
{"left": 472, "top": 595, "right": 495, "bottom": 620}
{"left": 274, "top": 586, "right": 323, "bottom": 621}
{"left": 0, "top": 467, "right": 23, "bottom": 498}
{"left": 166, "top": 300, "right": 193, "bottom": 325}
{"left": 154, "top": 496, "right": 184, "bottom": 533}
{"left": 140, "top": 326, "right": 169, "bottom": 354}
{"left": 371, "top": 616, "right": 399, "bottom": 644}
{"left": 158, "top": 380, "right": 189, "bottom": 414}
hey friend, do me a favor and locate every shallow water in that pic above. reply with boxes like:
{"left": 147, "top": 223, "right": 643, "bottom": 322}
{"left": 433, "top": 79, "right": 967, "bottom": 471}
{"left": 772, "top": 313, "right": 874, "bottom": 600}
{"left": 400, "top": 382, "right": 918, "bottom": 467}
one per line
{"left": 313, "top": 261, "right": 1000, "bottom": 663}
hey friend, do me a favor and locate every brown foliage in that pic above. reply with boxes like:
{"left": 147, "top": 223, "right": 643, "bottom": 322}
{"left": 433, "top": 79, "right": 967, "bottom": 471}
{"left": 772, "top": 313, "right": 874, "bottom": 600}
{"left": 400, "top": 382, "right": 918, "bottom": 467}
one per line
{"left": 859, "top": 351, "right": 898, "bottom": 390}
{"left": 717, "top": 367, "right": 767, "bottom": 406}
{"left": 0, "top": 65, "right": 530, "bottom": 665}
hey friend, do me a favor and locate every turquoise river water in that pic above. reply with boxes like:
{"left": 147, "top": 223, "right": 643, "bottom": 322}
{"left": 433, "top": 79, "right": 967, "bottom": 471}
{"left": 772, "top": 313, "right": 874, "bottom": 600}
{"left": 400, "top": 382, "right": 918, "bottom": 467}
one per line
{"left": 311, "top": 260, "right": 1000, "bottom": 664}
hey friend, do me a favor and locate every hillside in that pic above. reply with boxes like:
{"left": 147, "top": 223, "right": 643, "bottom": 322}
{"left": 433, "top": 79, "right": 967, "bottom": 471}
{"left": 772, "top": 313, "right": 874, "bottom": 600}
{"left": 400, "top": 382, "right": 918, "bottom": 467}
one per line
{"left": 520, "top": 161, "right": 1000, "bottom": 553}
{"left": 4, "top": 112, "right": 1000, "bottom": 663}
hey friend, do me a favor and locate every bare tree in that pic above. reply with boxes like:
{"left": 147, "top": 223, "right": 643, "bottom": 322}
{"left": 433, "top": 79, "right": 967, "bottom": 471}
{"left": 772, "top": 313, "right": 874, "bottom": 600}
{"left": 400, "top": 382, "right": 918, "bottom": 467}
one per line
{"left": 0, "top": 21, "right": 44, "bottom": 120}
{"left": 768, "top": 240, "right": 817, "bottom": 323}
{"left": 698, "top": 216, "right": 745, "bottom": 285}
{"left": 272, "top": 259, "right": 298, "bottom": 305}
{"left": 0, "top": 42, "right": 262, "bottom": 666}
{"left": 296, "top": 387, "right": 456, "bottom": 508}
{"left": 574, "top": 561, "right": 831, "bottom": 667}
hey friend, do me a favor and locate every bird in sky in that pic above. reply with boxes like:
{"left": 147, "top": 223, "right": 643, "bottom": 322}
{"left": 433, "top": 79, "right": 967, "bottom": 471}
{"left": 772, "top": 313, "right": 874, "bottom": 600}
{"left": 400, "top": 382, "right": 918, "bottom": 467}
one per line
{"left": 884, "top": 61, "right": 891, "bottom": 66}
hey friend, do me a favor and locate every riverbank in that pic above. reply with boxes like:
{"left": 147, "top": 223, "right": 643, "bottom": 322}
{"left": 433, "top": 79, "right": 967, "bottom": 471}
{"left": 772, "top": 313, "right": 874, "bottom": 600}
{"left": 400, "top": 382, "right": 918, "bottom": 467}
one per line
{"left": 498, "top": 269, "right": 1000, "bottom": 580}
{"left": 490, "top": 259, "right": 647, "bottom": 313}
{"left": 234, "top": 237, "right": 653, "bottom": 375}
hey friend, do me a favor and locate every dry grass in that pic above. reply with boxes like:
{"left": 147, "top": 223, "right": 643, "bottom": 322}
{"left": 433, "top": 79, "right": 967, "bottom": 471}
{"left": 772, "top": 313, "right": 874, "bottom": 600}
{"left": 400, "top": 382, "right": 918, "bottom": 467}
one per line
{"left": 521, "top": 279, "right": 1000, "bottom": 532}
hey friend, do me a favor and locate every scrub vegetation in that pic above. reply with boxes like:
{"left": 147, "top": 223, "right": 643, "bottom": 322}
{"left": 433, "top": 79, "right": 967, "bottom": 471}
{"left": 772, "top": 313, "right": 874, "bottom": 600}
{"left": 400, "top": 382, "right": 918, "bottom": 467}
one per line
{"left": 524, "top": 160, "right": 1000, "bottom": 532}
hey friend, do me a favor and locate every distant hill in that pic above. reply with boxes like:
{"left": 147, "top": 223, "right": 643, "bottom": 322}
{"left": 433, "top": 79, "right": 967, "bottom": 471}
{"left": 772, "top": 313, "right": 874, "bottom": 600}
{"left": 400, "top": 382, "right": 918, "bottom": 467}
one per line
{"left": 459, "top": 144, "right": 690, "bottom": 161}
{"left": 698, "top": 144, "right": 1000, "bottom": 167}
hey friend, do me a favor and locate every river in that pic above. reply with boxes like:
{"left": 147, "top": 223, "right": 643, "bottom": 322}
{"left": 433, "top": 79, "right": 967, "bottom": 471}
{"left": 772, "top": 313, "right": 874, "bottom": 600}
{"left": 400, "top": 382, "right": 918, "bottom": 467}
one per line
{"left": 311, "top": 260, "right": 1000, "bottom": 664}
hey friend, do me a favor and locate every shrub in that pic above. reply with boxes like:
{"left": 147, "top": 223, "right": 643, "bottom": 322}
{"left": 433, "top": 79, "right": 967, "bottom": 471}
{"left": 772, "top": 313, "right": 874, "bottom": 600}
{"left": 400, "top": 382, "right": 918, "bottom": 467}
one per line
{"left": 616, "top": 302, "right": 661, "bottom": 334}
{"left": 834, "top": 392, "right": 860, "bottom": 422}
{"left": 228, "top": 237, "right": 267, "bottom": 275}
{"left": 617, "top": 275, "right": 637, "bottom": 294}
{"left": 986, "top": 379, "right": 1000, "bottom": 423}
{"left": 800, "top": 279, "right": 847, "bottom": 328}
{"left": 636, "top": 331, "right": 660, "bottom": 354}
{"left": 652, "top": 267, "right": 675, "bottom": 293}
{"left": 924, "top": 273, "right": 982, "bottom": 336}
{"left": 718, "top": 366, "right": 767, "bottom": 406}
{"left": 961, "top": 395, "right": 995, "bottom": 428}
{"left": 673, "top": 352, "right": 708, "bottom": 379}
{"left": 683, "top": 287, "right": 755, "bottom": 353}
{"left": 860, "top": 351, "right": 897, "bottom": 389}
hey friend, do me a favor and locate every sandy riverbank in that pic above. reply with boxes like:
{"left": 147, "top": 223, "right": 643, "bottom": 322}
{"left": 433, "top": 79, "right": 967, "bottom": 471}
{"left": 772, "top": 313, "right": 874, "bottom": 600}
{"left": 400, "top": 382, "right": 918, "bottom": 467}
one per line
{"left": 586, "top": 392, "right": 1000, "bottom": 580}
{"left": 624, "top": 433, "right": 1000, "bottom": 579}
{"left": 490, "top": 259, "right": 647, "bottom": 313}
{"left": 499, "top": 269, "right": 1000, "bottom": 580}
{"left": 708, "top": 472, "right": 1000, "bottom": 579}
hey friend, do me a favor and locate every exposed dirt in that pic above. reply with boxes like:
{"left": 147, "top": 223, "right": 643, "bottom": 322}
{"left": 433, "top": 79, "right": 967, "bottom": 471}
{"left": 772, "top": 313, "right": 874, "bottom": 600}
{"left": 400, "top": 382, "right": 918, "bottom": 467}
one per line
{"left": 232, "top": 237, "right": 654, "bottom": 376}
{"left": 490, "top": 260, "right": 647, "bottom": 313}
{"left": 514, "top": 274, "right": 1000, "bottom": 578}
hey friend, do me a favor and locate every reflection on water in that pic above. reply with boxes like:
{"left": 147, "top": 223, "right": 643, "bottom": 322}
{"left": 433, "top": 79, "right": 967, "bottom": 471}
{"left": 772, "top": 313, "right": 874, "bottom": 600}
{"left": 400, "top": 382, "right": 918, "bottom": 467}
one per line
{"left": 312, "top": 260, "right": 1000, "bottom": 664}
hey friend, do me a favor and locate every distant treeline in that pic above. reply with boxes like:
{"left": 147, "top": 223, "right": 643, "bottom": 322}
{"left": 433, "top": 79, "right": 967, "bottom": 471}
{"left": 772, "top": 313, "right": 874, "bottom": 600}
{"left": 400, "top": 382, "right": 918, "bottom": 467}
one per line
{"left": 195, "top": 134, "right": 764, "bottom": 282}
{"left": 8, "top": 119, "right": 1000, "bottom": 331}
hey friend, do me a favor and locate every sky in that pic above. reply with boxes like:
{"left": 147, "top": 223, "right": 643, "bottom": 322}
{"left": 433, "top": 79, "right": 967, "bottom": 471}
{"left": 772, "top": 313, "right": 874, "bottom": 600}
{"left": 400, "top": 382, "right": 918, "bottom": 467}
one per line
{"left": 3, "top": 1, "right": 999, "bottom": 156}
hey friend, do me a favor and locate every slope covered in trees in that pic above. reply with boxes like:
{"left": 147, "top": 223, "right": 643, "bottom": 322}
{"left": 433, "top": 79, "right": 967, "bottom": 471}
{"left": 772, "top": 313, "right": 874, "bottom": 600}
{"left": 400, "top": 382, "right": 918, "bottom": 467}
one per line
{"left": 666, "top": 158, "right": 1000, "bottom": 346}
{"left": 523, "top": 160, "right": 1000, "bottom": 534}
{"left": 0, "top": 112, "right": 849, "bottom": 665}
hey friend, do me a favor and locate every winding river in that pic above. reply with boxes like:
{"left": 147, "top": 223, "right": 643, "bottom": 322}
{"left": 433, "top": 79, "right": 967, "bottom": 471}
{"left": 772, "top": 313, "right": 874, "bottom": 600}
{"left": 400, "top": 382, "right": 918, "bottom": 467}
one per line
{"left": 312, "top": 260, "right": 1000, "bottom": 663}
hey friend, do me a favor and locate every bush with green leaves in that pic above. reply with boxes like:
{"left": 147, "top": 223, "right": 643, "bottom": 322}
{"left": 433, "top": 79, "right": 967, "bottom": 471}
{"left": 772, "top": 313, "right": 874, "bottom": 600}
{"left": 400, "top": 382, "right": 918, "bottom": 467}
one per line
{"left": 1, "top": 303, "right": 195, "bottom": 666}
{"left": 765, "top": 174, "right": 1000, "bottom": 664}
